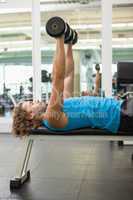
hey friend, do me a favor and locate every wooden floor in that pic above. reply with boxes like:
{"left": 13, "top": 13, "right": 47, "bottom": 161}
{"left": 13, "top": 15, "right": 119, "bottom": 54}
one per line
{"left": 0, "top": 133, "right": 133, "bottom": 200}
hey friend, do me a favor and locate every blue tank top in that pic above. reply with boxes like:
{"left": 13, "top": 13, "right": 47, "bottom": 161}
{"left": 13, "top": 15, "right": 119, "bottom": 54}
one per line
{"left": 42, "top": 96, "right": 123, "bottom": 133}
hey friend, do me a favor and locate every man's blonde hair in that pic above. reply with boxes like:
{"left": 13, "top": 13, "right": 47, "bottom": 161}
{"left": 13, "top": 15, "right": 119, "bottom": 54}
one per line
{"left": 12, "top": 103, "right": 42, "bottom": 137}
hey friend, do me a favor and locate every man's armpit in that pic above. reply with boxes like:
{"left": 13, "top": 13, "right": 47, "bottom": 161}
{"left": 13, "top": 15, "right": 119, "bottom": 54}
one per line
{"left": 47, "top": 111, "right": 68, "bottom": 129}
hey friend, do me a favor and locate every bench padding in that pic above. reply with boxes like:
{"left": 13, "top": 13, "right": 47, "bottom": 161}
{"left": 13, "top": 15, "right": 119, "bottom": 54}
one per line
{"left": 30, "top": 127, "right": 133, "bottom": 136}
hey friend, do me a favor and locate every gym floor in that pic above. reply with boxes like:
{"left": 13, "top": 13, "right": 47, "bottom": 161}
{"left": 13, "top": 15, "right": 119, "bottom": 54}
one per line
{"left": 0, "top": 134, "right": 133, "bottom": 200}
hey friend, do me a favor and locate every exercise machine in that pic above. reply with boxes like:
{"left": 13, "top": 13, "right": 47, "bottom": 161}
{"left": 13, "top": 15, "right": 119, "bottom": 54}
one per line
{"left": 117, "top": 62, "right": 133, "bottom": 146}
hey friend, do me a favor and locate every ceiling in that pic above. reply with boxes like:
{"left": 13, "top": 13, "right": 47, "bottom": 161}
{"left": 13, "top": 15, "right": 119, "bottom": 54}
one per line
{"left": 0, "top": 0, "right": 133, "bottom": 52}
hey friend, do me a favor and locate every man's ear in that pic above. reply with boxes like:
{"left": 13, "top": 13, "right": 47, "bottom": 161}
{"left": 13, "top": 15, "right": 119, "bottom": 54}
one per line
{"left": 28, "top": 111, "right": 34, "bottom": 119}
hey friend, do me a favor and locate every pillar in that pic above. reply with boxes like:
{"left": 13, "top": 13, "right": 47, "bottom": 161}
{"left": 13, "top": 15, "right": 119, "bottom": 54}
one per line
{"left": 101, "top": 0, "right": 112, "bottom": 97}
{"left": 32, "top": 0, "right": 41, "bottom": 101}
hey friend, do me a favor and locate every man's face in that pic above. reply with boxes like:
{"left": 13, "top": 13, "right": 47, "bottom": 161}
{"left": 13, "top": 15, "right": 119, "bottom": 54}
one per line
{"left": 22, "top": 101, "right": 46, "bottom": 118}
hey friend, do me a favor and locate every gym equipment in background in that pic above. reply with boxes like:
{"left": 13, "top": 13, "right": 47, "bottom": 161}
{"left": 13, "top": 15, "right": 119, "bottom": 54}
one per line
{"left": 41, "top": 70, "right": 51, "bottom": 83}
{"left": 117, "top": 62, "right": 133, "bottom": 97}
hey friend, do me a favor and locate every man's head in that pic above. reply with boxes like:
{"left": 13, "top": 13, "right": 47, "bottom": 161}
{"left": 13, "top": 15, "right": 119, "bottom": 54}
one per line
{"left": 12, "top": 101, "right": 47, "bottom": 137}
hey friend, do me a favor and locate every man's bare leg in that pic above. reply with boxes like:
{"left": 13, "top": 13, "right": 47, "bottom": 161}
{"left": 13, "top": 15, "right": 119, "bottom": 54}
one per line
{"left": 63, "top": 44, "right": 74, "bottom": 99}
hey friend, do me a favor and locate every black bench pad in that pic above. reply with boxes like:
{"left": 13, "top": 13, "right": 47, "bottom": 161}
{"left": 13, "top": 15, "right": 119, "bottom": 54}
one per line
{"left": 30, "top": 127, "right": 133, "bottom": 136}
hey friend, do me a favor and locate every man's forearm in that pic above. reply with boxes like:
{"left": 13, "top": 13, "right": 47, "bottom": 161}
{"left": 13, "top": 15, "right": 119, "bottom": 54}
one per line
{"left": 65, "top": 44, "right": 74, "bottom": 77}
{"left": 63, "top": 44, "right": 74, "bottom": 98}
{"left": 52, "top": 37, "right": 66, "bottom": 80}
{"left": 47, "top": 38, "right": 65, "bottom": 111}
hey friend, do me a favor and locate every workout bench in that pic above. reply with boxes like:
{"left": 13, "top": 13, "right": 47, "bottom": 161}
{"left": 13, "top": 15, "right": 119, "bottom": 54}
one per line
{"left": 10, "top": 61, "right": 133, "bottom": 189}
{"left": 10, "top": 127, "right": 133, "bottom": 190}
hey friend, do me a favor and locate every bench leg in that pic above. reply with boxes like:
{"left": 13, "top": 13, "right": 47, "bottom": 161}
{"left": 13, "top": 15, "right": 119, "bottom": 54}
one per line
{"left": 118, "top": 141, "right": 124, "bottom": 146}
{"left": 10, "top": 138, "right": 34, "bottom": 190}
{"left": 131, "top": 154, "right": 133, "bottom": 161}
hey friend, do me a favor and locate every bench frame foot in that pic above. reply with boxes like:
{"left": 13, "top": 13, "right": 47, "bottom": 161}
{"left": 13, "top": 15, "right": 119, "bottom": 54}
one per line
{"left": 10, "top": 170, "right": 30, "bottom": 189}
{"left": 10, "top": 138, "right": 33, "bottom": 190}
{"left": 118, "top": 141, "right": 124, "bottom": 146}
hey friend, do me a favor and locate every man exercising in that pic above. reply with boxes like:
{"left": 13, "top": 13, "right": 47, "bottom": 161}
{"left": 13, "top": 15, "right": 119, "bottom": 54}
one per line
{"left": 12, "top": 17, "right": 133, "bottom": 137}
{"left": 82, "top": 64, "right": 101, "bottom": 96}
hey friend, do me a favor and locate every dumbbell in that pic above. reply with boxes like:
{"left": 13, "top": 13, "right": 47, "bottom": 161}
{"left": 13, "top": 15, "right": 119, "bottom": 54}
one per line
{"left": 95, "top": 64, "right": 100, "bottom": 71}
{"left": 46, "top": 16, "right": 78, "bottom": 44}
{"left": 64, "top": 28, "right": 78, "bottom": 45}
{"left": 72, "top": 30, "right": 78, "bottom": 45}
{"left": 64, "top": 23, "right": 73, "bottom": 43}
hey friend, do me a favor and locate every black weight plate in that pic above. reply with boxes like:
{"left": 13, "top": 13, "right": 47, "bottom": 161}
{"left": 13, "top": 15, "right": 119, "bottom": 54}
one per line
{"left": 72, "top": 30, "right": 78, "bottom": 45}
{"left": 64, "top": 29, "right": 74, "bottom": 43}
{"left": 46, "top": 16, "right": 65, "bottom": 37}
{"left": 64, "top": 23, "right": 71, "bottom": 38}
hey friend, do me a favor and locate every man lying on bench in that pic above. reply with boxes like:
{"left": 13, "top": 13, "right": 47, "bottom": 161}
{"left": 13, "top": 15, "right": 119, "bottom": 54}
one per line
{"left": 12, "top": 17, "right": 133, "bottom": 137}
